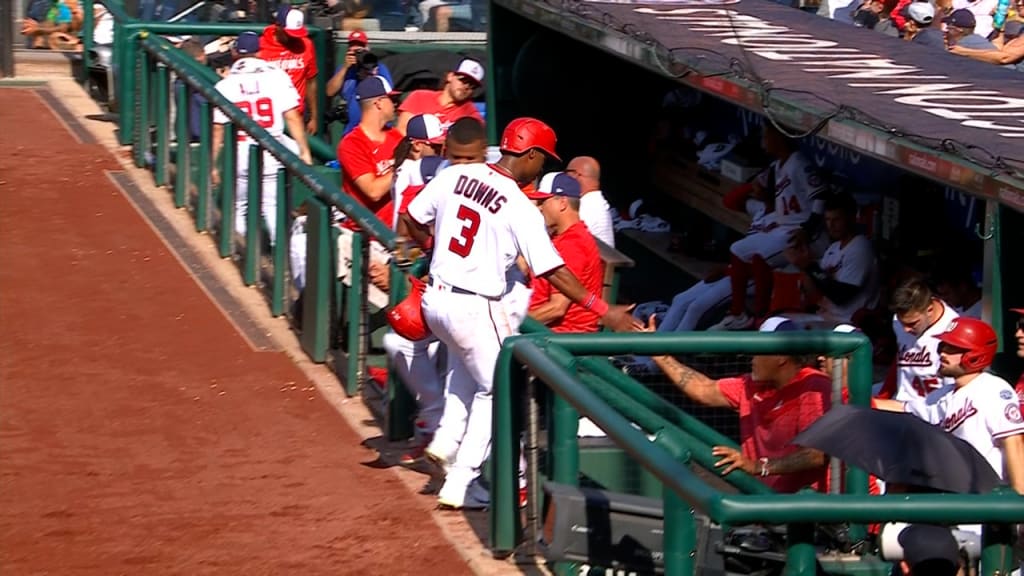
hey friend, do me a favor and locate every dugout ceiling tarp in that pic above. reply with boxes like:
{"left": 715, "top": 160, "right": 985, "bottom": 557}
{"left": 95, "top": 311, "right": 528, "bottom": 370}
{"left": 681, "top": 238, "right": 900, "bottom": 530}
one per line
{"left": 498, "top": 0, "right": 1024, "bottom": 208}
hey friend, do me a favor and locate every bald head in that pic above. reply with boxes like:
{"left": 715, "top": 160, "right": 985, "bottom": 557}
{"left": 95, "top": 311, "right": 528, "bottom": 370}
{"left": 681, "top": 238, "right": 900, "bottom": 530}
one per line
{"left": 567, "top": 156, "right": 601, "bottom": 193}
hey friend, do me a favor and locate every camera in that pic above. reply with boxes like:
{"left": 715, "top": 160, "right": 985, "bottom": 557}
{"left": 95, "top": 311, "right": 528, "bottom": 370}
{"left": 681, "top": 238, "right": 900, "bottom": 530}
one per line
{"left": 352, "top": 47, "right": 380, "bottom": 80}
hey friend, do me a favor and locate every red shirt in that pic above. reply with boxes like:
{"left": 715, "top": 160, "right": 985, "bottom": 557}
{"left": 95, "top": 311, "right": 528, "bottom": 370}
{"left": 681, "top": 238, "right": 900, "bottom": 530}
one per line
{"left": 717, "top": 367, "right": 832, "bottom": 493}
{"left": 338, "top": 126, "right": 404, "bottom": 231}
{"left": 528, "top": 221, "right": 603, "bottom": 333}
{"left": 1016, "top": 373, "right": 1024, "bottom": 412}
{"left": 399, "top": 90, "right": 483, "bottom": 130}
{"left": 259, "top": 26, "right": 318, "bottom": 113}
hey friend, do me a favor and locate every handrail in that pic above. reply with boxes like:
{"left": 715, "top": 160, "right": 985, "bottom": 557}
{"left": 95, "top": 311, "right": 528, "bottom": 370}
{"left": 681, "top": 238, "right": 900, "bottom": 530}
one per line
{"left": 138, "top": 32, "right": 398, "bottom": 247}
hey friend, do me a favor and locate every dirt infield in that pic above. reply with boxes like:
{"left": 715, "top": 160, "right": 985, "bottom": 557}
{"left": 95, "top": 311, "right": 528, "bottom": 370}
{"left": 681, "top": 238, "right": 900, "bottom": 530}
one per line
{"left": 0, "top": 88, "right": 472, "bottom": 576}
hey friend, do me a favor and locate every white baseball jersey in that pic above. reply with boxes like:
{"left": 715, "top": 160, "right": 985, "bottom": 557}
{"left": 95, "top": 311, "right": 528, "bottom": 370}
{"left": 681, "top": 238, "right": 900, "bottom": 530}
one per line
{"left": 392, "top": 156, "right": 445, "bottom": 229}
{"left": 906, "top": 372, "right": 1024, "bottom": 479}
{"left": 758, "top": 152, "right": 827, "bottom": 228}
{"left": 407, "top": 163, "right": 564, "bottom": 298}
{"left": 816, "top": 235, "right": 880, "bottom": 322}
{"left": 213, "top": 58, "right": 300, "bottom": 146}
{"left": 890, "top": 301, "right": 960, "bottom": 401}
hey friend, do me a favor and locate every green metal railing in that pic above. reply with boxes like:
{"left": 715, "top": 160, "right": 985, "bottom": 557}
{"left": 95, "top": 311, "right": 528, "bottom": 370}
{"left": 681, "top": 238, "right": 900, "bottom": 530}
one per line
{"left": 115, "top": 20, "right": 421, "bottom": 437}
{"left": 492, "top": 332, "right": 1024, "bottom": 575}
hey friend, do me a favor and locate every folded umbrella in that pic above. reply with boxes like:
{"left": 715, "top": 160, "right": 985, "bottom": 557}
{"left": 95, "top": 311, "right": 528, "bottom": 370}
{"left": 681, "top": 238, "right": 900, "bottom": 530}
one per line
{"left": 791, "top": 404, "right": 1002, "bottom": 494}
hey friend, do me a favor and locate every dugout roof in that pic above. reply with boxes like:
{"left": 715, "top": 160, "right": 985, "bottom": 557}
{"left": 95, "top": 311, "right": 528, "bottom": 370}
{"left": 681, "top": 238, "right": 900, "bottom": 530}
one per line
{"left": 491, "top": 0, "right": 1024, "bottom": 212}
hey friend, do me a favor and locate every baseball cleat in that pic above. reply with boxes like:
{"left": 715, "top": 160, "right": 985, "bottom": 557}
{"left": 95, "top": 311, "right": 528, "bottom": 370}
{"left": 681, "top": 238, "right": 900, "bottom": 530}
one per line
{"left": 423, "top": 446, "right": 452, "bottom": 475}
{"left": 399, "top": 433, "right": 434, "bottom": 466}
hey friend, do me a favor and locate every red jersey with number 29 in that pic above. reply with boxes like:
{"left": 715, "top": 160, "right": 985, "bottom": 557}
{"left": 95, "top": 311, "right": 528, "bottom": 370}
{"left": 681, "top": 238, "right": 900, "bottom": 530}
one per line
{"left": 212, "top": 58, "right": 300, "bottom": 144}
{"left": 406, "top": 163, "right": 564, "bottom": 299}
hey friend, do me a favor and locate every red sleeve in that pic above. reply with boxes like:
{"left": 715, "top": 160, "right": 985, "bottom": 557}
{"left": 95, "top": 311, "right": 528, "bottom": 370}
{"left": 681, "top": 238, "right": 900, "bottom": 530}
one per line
{"left": 890, "top": 0, "right": 911, "bottom": 30}
{"left": 338, "top": 135, "right": 374, "bottom": 182}
{"left": 528, "top": 276, "right": 552, "bottom": 310}
{"left": 1016, "top": 373, "right": 1024, "bottom": 411}
{"left": 875, "top": 362, "right": 898, "bottom": 399}
{"left": 398, "top": 90, "right": 428, "bottom": 114}
{"left": 717, "top": 376, "right": 746, "bottom": 410}
{"left": 398, "top": 184, "right": 425, "bottom": 215}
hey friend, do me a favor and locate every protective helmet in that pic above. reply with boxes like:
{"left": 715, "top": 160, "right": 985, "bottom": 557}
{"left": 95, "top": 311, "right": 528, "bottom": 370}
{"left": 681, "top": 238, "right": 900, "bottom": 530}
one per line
{"left": 499, "top": 118, "right": 560, "bottom": 161}
{"left": 934, "top": 317, "right": 998, "bottom": 372}
{"left": 386, "top": 276, "right": 430, "bottom": 341}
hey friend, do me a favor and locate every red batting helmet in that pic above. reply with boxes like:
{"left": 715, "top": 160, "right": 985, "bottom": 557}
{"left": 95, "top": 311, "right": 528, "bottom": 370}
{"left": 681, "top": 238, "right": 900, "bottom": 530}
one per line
{"left": 500, "top": 118, "right": 560, "bottom": 161}
{"left": 386, "top": 276, "right": 430, "bottom": 341}
{"left": 935, "top": 317, "right": 998, "bottom": 372}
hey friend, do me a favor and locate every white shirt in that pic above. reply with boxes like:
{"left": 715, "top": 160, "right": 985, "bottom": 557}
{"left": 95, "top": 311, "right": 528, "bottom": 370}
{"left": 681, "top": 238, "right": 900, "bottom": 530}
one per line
{"left": 579, "top": 190, "right": 615, "bottom": 248}
{"left": 213, "top": 58, "right": 300, "bottom": 144}
{"left": 906, "top": 372, "right": 1024, "bottom": 479}
{"left": 407, "top": 163, "right": 564, "bottom": 298}
{"left": 816, "top": 235, "right": 879, "bottom": 323}
{"left": 758, "top": 152, "right": 827, "bottom": 228}
{"left": 891, "top": 301, "right": 960, "bottom": 401}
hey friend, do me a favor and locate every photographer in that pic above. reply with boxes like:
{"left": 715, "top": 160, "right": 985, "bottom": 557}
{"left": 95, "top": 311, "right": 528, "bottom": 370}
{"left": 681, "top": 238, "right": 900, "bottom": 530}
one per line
{"left": 326, "top": 30, "right": 394, "bottom": 136}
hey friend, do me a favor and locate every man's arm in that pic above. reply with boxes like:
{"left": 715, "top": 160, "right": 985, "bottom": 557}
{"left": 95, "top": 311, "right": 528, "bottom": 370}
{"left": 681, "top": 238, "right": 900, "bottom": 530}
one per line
{"left": 950, "top": 39, "right": 1024, "bottom": 64}
{"left": 764, "top": 448, "right": 828, "bottom": 475}
{"left": 873, "top": 398, "right": 906, "bottom": 412}
{"left": 211, "top": 122, "right": 225, "bottom": 185}
{"left": 399, "top": 212, "right": 432, "bottom": 248}
{"left": 542, "top": 266, "right": 639, "bottom": 332}
{"left": 1001, "top": 433, "right": 1024, "bottom": 494}
{"left": 351, "top": 170, "right": 395, "bottom": 202}
{"left": 653, "top": 354, "right": 732, "bottom": 408}
{"left": 529, "top": 293, "right": 571, "bottom": 325}
{"left": 283, "top": 108, "right": 312, "bottom": 165}
{"left": 305, "top": 77, "right": 319, "bottom": 135}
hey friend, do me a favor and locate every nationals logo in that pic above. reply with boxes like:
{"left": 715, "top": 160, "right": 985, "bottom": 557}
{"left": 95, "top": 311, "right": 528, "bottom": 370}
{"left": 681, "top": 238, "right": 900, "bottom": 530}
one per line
{"left": 1005, "top": 403, "right": 1023, "bottom": 425}
{"left": 941, "top": 399, "right": 977, "bottom": 432}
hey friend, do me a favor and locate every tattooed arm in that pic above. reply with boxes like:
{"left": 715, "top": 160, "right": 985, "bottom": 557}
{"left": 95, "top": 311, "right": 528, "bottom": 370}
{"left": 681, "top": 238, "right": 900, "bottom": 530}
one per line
{"left": 763, "top": 448, "right": 828, "bottom": 476}
{"left": 652, "top": 354, "right": 731, "bottom": 408}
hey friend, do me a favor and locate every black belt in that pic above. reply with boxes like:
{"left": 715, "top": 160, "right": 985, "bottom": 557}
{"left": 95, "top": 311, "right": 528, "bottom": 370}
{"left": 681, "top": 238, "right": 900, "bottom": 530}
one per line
{"left": 429, "top": 276, "right": 501, "bottom": 301}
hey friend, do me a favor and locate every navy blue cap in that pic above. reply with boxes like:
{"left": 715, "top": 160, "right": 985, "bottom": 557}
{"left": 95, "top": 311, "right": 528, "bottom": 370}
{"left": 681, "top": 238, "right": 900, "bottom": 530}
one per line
{"left": 355, "top": 75, "right": 399, "bottom": 102}
{"left": 897, "top": 524, "right": 960, "bottom": 574}
{"left": 529, "top": 172, "right": 581, "bottom": 200}
{"left": 234, "top": 31, "right": 260, "bottom": 55}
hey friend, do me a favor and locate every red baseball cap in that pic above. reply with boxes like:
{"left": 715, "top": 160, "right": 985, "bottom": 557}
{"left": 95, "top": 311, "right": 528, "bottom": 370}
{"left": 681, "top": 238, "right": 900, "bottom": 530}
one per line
{"left": 348, "top": 30, "right": 368, "bottom": 46}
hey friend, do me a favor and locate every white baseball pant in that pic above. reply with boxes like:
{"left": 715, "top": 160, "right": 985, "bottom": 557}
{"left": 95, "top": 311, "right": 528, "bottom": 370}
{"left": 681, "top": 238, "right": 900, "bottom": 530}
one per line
{"left": 234, "top": 136, "right": 298, "bottom": 246}
{"left": 502, "top": 280, "right": 532, "bottom": 331}
{"left": 421, "top": 280, "right": 517, "bottom": 495}
{"left": 336, "top": 227, "right": 392, "bottom": 310}
{"left": 383, "top": 332, "right": 447, "bottom": 435}
{"left": 289, "top": 215, "right": 307, "bottom": 292}
{"left": 659, "top": 277, "right": 736, "bottom": 332}
{"left": 729, "top": 227, "right": 798, "bottom": 267}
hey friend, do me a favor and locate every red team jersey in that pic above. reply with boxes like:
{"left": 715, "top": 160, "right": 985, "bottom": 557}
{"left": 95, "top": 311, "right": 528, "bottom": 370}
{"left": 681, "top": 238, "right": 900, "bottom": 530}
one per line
{"left": 717, "top": 368, "right": 832, "bottom": 493}
{"left": 398, "top": 90, "right": 483, "bottom": 130}
{"left": 338, "top": 126, "right": 404, "bottom": 231}
{"left": 259, "top": 26, "right": 318, "bottom": 113}
{"left": 528, "top": 221, "right": 603, "bottom": 333}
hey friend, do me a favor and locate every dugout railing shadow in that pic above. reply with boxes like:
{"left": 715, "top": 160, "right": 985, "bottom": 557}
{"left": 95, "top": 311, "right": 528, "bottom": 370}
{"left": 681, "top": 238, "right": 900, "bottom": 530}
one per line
{"left": 492, "top": 329, "right": 1024, "bottom": 576}
{"left": 105, "top": 13, "right": 423, "bottom": 440}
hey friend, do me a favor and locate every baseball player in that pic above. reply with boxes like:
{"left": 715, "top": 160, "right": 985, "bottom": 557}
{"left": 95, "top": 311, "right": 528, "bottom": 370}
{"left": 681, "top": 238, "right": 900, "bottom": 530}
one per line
{"left": 876, "top": 277, "right": 960, "bottom": 401}
{"left": 710, "top": 123, "right": 828, "bottom": 331}
{"left": 259, "top": 6, "right": 318, "bottom": 134}
{"left": 211, "top": 31, "right": 312, "bottom": 246}
{"left": 874, "top": 317, "right": 1024, "bottom": 494}
{"left": 400, "top": 117, "right": 638, "bottom": 509}
{"left": 385, "top": 118, "right": 486, "bottom": 466}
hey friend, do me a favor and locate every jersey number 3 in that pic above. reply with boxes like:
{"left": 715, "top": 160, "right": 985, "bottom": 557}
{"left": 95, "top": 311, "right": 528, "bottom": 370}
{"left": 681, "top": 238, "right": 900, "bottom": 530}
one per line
{"left": 236, "top": 98, "right": 275, "bottom": 128}
{"left": 448, "top": 205, "right": 480, "bottom": 258}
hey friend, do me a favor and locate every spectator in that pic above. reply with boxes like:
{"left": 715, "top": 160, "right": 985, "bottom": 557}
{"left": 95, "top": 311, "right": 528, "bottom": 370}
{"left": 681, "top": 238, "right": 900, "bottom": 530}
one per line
{"left": 643, "top": 316, "right": 833, "bottom": 493}
{"left": 875, "top": 277, "right": 959, "bottom": 400}
{"left": 565, "top": 156, "right": 615, "bottom": 248}
{"left": 783, "top": 192, "right": 880, "bottom": 325}
{"left": 526, "top": 172, "right": 604, "bottom": 333}
{"left": 709, "top": 123, "right": 827, "bottom": 331}
{"left": 395, "top": 58, "right": 485, "bottom": 133}
{"left": 945, "top": 8, "right": 999, "bottom": 49}
{"left": 21, "top": 0, "right": 74, "bottom": 50}
{"left": 950, "top": 19, "right": 1024, "bottom": 68}
{"left": 420, "top": 0, "right": 474, "bottom": 32}
{"left": 874, "top": 317, "right": 1024, "bottom": 494}
{"left": 326, "top": 30, "right": 395, "bottom": 136}
{"left": 954, "top": 0, "right": 998, "bottom": 38}
{"left": 893, "top": 524, "right": 962, "bottom": 576}
{"left": 851, "top": 0, "right": 901, "bottom": 36}
{"left": 390, "top": 114, "right": 446, "bottom": 237}
{"left": 933, "top": 265, "right": 982, "bottom": 319}
{"left": 336, "top": 75, "right": 405, "bottom": 310}
{"left": 210, "top": 31, "right": 312, "bottom": 246}
{"left": 905, "top": 2, "right": 944, "bottom": 46}
{"left": 173, "top": 39, "right": 208, "bottom": 143}
{"left": 260, "top": 6, "right": 319, "bottom": 134}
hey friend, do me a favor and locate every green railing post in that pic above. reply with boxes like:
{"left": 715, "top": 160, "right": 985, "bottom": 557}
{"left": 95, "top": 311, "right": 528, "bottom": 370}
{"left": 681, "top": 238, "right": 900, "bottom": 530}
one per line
{"left": 344, "top": 231, "right": 364, "bottom": 395}
{"left": 195, "top": 100, "right": 212, "bottom": 232}
{"left": 490, "top": 341, "right": 527, "bottom": 554}
{"left": 82, "top": 0, "right": 94, "bottom": 84}
{"left": 663, "top": 490, "right": 696, "bottom": 576}
{"left": 550, "top": 393, "right": 580, "bottom": 486}
{"left": 219, "top": 124, "right": 237, "bottom": 257}
{"left": 173, "top": 82, "right": 189, "bottom": 209}
{"left": 154, "top": 63, "right": 170, "bottom": 186}
{"left": 300, "top": 198, "right": 332, "bottom": 362}
{"left": 784, "top": 523, "right": 818, "bottom": 576}
{"left": 244, "top": 144, "right": 262, "bottom": 285}
{"left": 272, "top": 170, "right": 289, "bottom": 316}
{"left": 116, "top": 27, "right": 134, "bottom": 146}
{"left": 134, "top": 47, "right": 150, "bottom": 168}
{"left": 981, "top": 522, "right": 1015, "bottom": 576}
